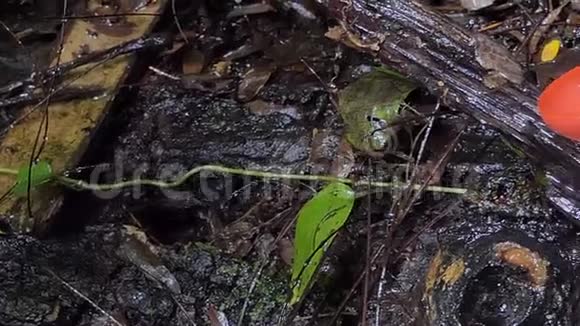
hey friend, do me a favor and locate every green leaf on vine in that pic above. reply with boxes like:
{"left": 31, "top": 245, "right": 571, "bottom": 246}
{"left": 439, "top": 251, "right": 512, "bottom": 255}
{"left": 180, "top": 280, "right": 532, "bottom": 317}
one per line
{"left": 290, "top": 182, "right": 355, "bottom": 305}
{"left": 13, "top": 160, "right": 54, "bottom": 197}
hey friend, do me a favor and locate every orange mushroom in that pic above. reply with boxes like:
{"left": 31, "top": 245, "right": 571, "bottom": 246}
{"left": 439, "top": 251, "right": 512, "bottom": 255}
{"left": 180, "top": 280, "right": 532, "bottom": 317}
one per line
{"left": 538, "top": 67, "right": 580, "bottom": 141}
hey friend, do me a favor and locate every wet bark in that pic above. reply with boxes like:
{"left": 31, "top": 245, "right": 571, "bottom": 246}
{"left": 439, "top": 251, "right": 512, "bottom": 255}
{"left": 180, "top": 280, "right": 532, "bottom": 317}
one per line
{"left": 326, "top": 0, "right": 580, "bottom": 222}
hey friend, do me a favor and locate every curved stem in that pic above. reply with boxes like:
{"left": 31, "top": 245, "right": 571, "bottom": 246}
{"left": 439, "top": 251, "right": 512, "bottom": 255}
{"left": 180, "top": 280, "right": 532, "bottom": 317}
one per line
{"left": 0, "top": 163, "right": 468, "bottom": 194}
{"left": 0, "top": 168, "right": 18, "bottom": 175}
{"left": 57, "top": 164, "right": 468, "bottom": 194}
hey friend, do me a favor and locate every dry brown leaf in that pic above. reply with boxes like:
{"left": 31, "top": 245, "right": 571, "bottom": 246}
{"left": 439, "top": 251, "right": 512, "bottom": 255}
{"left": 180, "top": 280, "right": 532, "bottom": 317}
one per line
{"left": 237, "top": 64, "right": 275, "bottom": 102}
{"left": 330, "top": 138, "right": 355, "bottom": 178}
{"left": 277, "top": 237, "right": 294, "bottom": 266}
{"left": 474, "top": 34, "right": 524, "bottom": 86}
{"left": 207, "top": 304, "right": 229, "bottom": 326}
{"left": 309, "top": 128, "right": 342, "bottom": 175}
{"left": 246, "top": 100, "right": 302, "bottom": 119}
{"left": 182, "top": 47, "right": 206, "bottom": 75}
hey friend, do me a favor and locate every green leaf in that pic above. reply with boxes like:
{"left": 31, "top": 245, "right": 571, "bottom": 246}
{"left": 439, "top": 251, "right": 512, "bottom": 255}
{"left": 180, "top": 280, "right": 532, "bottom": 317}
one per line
{"left": 374, "top": 65, "right": 408, "bottom": 80}
{"left": 13, "top": 160, "right": 54, "bottom": 197}
{"left": 290, "top": 182, "right": 355, "bottom": 305}
{"left": 338, "top": 66, "right": 415, "bottom": 153}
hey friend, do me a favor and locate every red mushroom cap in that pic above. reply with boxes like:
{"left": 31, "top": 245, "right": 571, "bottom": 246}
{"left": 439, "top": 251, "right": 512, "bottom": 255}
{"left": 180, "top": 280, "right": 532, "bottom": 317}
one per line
{"left": 538, "top": 66, "right": 580, "bottom": 141}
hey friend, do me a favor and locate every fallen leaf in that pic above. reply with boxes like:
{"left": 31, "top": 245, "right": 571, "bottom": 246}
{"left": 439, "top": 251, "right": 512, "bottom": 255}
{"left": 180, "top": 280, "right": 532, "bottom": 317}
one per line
{"left": 325, "top": 25, "right": 346, "bottom": 42}
{"left": 237, "top": 64, "right": 275, "bottom": 102}
{"left": 540, "top": 39, "right": 561, "bottom": 63}
{"left": 0, "top": 0, "right": 167, "bottom": 232}
{"left": 278, "top": 237, "right": 294, "bottom": 266}
{"left": 213, "top": 220, "right": 256, "bottom": 257}
{"left": 325, "top": 22, "right": 381, "bottom": 52}
{"left": 89, "top": 6, "right": 136, "bottom": 37}
{"left": 528, "top": 0, "right": 571, "bottom": 55}
{"left": 182, "top": 47, "right": 205, "bottom": 75}
{"left": 474, "top": 34, "right": 524, "bottom": 86}
{"left": 117, "top": 229, "right": 181, "bottom": 294}
{"left": 208, "top": 304, "right": 230, "bottom": 326}
{"left": 308, "top": 129, "right": 341, "bottom": 175}
{"left": 330, "top": 138, "right": 355, "bottom": 178}
{"left": 246, "top": 100, "right": 302, "bottom": 119}
{"left": 222, "top": 34, "right": 268, "bottom": 61}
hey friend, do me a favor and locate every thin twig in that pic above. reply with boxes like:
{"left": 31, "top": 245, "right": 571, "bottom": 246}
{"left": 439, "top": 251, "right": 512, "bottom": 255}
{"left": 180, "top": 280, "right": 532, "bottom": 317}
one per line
{"left": 41, "top": 13, "right": 162, "bottom": 20}
{"left": 172, "top": 0, "right": 189, "bottom": 44}
{"left": 512, "top": 0, "right": 534, "bottom": 22}
{"left": 241, "top": 208, "right": 297, "bottom": 325}
{"left": 0, "top": 168, "right": 18, "bottom": 175}
{"left": 0, "top": 60, "right": 110, "bottom": 138}
{"left": 0, "top": 164, "right": 468, "bottom": 199}
{"left": 238, "top": 261, "right": 267, "bottom": 325}
{"left": 413, "top": 102, "right": 439, "bottom": 175}
{"left": 0, "top": 20, "right": 24, "bottom": 47}
{"left": 300, "top": 58, "right": 339, "bottom": 109}
{"left": 0, "top": 86, "right": 105, "bottom": 109}
{"left": 373, "top": 267, "right": 387, "bottom": 326}
{"left": 44, "top": 268, "right": 124, "bottom": 326}
{"left": 389, "top": 124, "right": 466, "bottom": 248}
{"left": 327, "top": 243, "right": 385, "bottom": 326}
{"left": 171, "top": 293, "right": 196, "bottom": 326}
{"left": 148, "top": 66, "right": 180, "bottom": 80}
{"left": 0, "top": 35, "right": 170, "bottom": 139}
{"left": 0, "top": 34, "right": 171, "bottom": 98}
{"left": 27, "top": 0, "right": 69, "bottom": 231}
{"left": 327, "top": 123, "right": 465, "bottom": 326}
{"left": 526, "top": 0, "right": 570, "bottom": 55}
{"left": 361, "top": 159, "right": 372, "bottom": 326}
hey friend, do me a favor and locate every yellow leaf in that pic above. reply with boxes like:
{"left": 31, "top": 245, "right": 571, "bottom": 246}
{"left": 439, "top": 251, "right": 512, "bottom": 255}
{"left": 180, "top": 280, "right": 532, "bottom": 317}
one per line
{"left": 0, "top": 0, "right": 167, "bottom": 232}
{"left": 541, "top": 39, "right": 561, "bottom": 62}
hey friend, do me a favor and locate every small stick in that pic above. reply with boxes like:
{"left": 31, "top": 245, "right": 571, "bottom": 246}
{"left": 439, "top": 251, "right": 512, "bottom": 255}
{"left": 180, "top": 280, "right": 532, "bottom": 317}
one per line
{"left": 0, "top": 34, "right": 172, "bottom": 97}
{"left": 44, "top": 268, "right": 124, "bottom": 326}
{"left": 527, "top": 0, "right": 571, "bottom": 55}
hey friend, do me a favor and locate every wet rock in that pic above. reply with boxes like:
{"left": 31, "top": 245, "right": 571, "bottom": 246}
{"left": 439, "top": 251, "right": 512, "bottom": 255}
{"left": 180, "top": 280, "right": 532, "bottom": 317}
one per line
{"left": 424, "top": 215, "right": 580, "bottom": 326}
{"left": 361, "top": 123, "right": 580, "bottom": 326}
{"left": 0, "top": 225, "right": 289, "bottom": 326}
{"left": 116, "top": 84, "right": 311, "bottom": 174}
{"left": 0, "top": 230, "right": 122, "bottom": 326}
{"left": 461, "top": 0, "right": 496, "bottom": 11}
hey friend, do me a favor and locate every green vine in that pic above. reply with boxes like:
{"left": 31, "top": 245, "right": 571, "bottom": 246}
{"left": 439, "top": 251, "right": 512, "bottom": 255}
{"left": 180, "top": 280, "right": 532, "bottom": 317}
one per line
{"left": 0, "top": 168, "right": 18, "bottom": 176}
{"left": 1, "top": 162, "right": 468, "bottom": 196}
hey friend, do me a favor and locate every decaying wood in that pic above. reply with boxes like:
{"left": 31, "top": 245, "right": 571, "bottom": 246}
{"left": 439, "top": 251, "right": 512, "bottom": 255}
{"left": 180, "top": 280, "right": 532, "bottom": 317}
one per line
{"left": 326, "top": 0, "right": 580, "bottom": 221}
